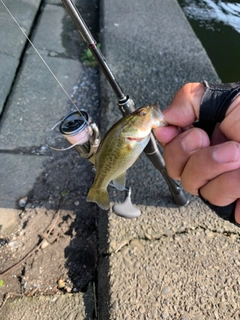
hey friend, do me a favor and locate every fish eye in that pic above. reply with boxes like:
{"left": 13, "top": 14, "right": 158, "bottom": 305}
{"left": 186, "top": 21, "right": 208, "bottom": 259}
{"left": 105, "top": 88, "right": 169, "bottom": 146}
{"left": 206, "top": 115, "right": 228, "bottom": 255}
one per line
{"left": 139, "top": 109, "right": 147, "bottom": 117}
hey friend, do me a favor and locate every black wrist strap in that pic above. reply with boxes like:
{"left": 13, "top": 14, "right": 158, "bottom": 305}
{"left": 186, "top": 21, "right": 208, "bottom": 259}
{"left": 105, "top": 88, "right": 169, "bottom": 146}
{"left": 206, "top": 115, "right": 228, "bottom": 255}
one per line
{"left": 200, "top": 80, "right": 240, "bottom": 123}
{"left": 196, "top": 80, "right": 240, "bottom": 227}
{"left": 194, "top": 80, "right": 240, "bottom": 136}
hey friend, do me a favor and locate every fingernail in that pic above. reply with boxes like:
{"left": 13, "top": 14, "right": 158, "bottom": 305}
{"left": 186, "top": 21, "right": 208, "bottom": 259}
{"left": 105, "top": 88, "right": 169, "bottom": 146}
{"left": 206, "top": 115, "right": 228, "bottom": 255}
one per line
{"left": 213, "top": 142, "right": 240, "bottom": 163}
{"left": 181, "top": 129, "right": 203, "bottom": 152}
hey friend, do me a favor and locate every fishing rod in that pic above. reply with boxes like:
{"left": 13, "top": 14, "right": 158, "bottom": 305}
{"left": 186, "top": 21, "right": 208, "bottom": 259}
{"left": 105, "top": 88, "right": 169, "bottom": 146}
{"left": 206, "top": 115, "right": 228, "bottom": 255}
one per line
{"left": 61, "top": 0, "right": 188, "bottom": 207}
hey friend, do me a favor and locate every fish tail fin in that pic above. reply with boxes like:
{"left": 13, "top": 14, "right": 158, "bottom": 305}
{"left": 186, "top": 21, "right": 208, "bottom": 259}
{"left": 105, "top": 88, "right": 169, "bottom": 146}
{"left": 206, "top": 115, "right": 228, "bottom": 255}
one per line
{"left": 87, "top": 185, "right": 110, "bottom": 210}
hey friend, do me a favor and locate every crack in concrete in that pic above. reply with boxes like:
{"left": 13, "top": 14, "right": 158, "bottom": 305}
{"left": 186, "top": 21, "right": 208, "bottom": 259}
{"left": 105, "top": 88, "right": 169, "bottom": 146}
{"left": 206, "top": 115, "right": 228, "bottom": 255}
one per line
{"left": 0, "top": 146, "right": 52, "bottom": 156}
{"left": 101, "top": 224, "right": 240, "bottom": 257}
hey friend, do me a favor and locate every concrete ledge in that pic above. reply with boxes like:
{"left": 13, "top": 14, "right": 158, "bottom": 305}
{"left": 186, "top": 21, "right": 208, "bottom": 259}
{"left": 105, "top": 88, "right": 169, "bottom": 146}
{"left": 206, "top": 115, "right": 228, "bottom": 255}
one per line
{"left": 0, "top": 286, "right": 95, "bottom": 320}
{"left": 97, "top": 0, "right": 240, "bottom": 319}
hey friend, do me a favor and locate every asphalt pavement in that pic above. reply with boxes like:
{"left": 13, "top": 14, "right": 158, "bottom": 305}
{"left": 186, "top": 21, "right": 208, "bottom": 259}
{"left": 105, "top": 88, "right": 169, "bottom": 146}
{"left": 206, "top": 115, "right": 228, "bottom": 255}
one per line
{"left": 0, "top": 0, "right": 240, "bottom": 319}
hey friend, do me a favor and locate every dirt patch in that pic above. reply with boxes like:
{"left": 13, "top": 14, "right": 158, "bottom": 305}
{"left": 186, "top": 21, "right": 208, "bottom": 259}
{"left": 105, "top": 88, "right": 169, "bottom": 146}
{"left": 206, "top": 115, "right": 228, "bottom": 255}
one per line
{"left": 0, "top": 203, "right": 97, "bottom": 302}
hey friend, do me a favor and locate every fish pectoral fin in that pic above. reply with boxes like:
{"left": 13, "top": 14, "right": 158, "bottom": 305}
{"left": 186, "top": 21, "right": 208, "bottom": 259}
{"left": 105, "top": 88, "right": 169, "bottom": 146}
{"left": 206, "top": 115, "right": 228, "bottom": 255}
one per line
{"left": 112, "top": 172, "right": 126, "bottom": 191}
{"left": 87, "top": 186, "right": 110, "bottom": 210}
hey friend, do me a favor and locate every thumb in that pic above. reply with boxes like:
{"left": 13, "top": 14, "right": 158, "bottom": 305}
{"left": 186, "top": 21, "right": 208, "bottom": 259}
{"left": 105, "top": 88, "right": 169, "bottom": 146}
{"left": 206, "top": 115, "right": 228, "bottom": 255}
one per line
{"left": 163, "top": 82, "right": 205, "bottom": 127}
{"left": 154, "top": 83, "right": 205, "bottom": 146}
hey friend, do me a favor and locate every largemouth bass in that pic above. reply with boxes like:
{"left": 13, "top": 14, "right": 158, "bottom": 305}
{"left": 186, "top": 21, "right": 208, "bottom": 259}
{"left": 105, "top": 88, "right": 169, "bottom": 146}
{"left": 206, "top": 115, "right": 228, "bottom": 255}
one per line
{"left": 87, "top": 103, "right": 166, "bottom": 210}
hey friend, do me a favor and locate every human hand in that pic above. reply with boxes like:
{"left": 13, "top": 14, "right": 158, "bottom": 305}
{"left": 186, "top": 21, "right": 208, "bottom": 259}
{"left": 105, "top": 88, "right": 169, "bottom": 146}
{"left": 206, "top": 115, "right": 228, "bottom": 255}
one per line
{"left": 154, "top": 82, "right": 240, "bottom": 225}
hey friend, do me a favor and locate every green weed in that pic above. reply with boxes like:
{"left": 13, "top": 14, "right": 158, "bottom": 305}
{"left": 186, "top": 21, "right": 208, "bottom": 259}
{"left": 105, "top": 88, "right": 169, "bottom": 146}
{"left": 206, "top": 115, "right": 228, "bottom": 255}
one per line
{"left": 81, "top": 44, "right": 101, "bottom": 67}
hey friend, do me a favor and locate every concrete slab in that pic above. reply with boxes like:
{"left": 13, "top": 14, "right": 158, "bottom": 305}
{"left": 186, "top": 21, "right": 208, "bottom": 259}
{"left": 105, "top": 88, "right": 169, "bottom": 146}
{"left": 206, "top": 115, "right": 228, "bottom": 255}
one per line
{"left": 98, "top": 195, "right": 240, "bottom": 255}
{"left": 0, "top": 153, "right": 48, "bottom": 208}
{"left": 98, "top": 197, "right": 240, "bottom": 319}
{"left": 0, "top": 0, "right": 42, "bottom": 114}
{"left": 0, "top": 55, "right": 83, "bottom": 149}
{"left": 99, "top": 226, "right": 240, "bottom": 319}
{"left": 26, "top": 3, "right": 86, "bottom": 59}
{"left": 0, "top": 285, "right": 95, "bottom": 320}
{"left": 0, "top": 0, "right": 41, "bottom": 58}
{"left": 26, "top": 4, "right": 68, "bottom": 57}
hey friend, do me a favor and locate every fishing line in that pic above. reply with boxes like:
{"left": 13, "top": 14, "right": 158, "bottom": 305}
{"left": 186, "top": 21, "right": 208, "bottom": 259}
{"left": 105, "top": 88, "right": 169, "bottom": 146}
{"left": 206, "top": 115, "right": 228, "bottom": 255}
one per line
{"left": 1, "top": 0, "right": 86, "bottom": 122}
{"left": 49, "top": 132, "right": 90, "bottom": 151}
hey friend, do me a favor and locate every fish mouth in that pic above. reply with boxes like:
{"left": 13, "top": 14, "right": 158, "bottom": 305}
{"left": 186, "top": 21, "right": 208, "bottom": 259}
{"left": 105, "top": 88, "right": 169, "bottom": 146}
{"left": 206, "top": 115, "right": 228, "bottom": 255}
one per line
{"left": 126, "top": 136, "right": 145, "bottom": 142}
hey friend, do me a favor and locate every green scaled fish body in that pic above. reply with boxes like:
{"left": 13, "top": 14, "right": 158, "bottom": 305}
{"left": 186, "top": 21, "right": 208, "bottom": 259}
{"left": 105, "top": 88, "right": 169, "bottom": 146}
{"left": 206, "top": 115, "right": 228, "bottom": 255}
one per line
{"left": 87, "top": 103, "right": 166, "bottom": 210}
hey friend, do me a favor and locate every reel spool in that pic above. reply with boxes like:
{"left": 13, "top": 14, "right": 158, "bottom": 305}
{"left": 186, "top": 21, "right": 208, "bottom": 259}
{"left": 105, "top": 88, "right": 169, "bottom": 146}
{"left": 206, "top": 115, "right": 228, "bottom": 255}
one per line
{"left": 59, "top": 110, "right": 100, "bottom": 159}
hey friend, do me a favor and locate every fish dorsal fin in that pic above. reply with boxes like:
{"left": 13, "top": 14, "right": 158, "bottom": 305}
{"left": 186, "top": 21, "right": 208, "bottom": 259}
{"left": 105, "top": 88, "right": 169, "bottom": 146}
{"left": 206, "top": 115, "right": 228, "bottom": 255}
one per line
{"left": 112, "top": 172, "right": 126, "bottom": 191}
